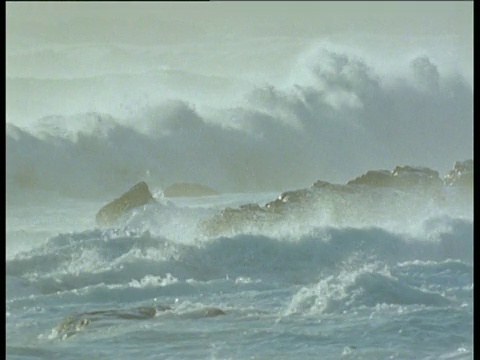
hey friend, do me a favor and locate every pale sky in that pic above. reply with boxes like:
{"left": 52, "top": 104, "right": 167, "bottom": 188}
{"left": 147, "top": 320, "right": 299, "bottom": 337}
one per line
{"left": 6, "top": 1, "right": 473, "bottom": 43}
{"left": 7, "top": 1, "right": 473, "bottom": 83}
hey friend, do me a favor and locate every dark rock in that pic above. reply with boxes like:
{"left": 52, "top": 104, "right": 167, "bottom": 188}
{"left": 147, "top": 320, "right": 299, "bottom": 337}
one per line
{"left": 265, "top": 188, "right": 312, "bottom": 213}
{"left": 391, "top": 165, "right": 443, "bottom": 188}
{"left": 346, "top": 170, "right": 394, "bottom": 187}
{"left": 201, "top": 162, "right": 469, "bottom": 236}
{"left": 444, "top": 160, "right": 473, "bottom": 188}
{"left": 347, "top": 165, "right": 443, "bottom": 189}
{"left": 95, "top": 181, "right": 154, "bottom": 226}
{"left": 55, "top": 304, "right": 224, "bottom": 339}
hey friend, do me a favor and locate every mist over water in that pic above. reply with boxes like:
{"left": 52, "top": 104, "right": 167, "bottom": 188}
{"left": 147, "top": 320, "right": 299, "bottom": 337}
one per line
{"left": 6, "top": 34, "right": 473, "bottom": 201}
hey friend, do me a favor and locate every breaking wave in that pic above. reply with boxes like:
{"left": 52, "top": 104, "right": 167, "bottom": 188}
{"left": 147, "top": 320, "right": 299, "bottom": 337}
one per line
{"left": 6, "top": 216, "right": 472, "bottom": 299}
{"left": 6, "top": 45, "right": 473, "bottom": 202}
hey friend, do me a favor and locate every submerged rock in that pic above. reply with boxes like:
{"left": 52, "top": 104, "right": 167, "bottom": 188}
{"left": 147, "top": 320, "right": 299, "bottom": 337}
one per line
{"left": 55, "top": 304, "right": 225, "bottom": 339}
{"left": 179, "top": 307, "right": 226, "bottom": 319}
{"left": 163, "top": 182, "right": 219, "bottom": 197}
{"left": 55, "top": 305, "right": 172, "bottom": 339}
{"left": 95, "top": 181, "right": 155, "bottom": 226}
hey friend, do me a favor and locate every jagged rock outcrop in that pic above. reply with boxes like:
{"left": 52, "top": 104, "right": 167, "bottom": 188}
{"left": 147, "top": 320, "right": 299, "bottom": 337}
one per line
{"left": 163, "top": 182, "right": 219, "bottom": 197}
{"left": 201, "top": 164, "right": 455, "bottom": 236}
{"left": 347, "top": 165, "right": 443, "bottom": 189}
{"left": 444, "top": 160, "right": 473, "bottom": 188}
{"left": 95, "top": 181, "right": 155, "bottom": 226}
{"left": 201, "top": 180, "right": 350, "bottom": 235}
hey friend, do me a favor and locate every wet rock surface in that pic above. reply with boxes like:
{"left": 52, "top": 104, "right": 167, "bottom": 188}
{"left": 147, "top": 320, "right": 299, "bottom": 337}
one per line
{"left": 95, "top": 181, "right": 155, "bottom": 226}
{"left": 55, "top": 304, "right": 225, "bottom": 339}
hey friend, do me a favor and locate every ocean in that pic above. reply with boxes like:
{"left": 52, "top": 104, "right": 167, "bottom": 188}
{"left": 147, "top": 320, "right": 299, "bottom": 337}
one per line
{"left": 6, "top": 176, "right": 473, "bottom": 359}
{"left": 6, "top": 25, "right": 473, "bottom": 360}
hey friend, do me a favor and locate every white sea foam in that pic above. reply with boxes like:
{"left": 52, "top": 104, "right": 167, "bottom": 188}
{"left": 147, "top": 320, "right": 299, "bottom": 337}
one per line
{"left": 128, "top": 273, "right": 178, "bottom": 289}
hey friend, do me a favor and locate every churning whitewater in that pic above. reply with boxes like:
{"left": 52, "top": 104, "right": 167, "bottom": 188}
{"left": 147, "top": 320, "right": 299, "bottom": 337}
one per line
{"left": 6, "top": 9, "right": 473, "bottom": 358}
{"left": 6, "top": 160, "right": 473, "bottom": 359}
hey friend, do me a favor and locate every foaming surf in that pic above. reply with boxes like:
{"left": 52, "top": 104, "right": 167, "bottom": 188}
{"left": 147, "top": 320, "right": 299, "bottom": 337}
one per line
{"left": 6, "top": 35, "right": 472, "bottom": 359}
{"left": 6, "top": 42, "right": 473, "bottom": 203}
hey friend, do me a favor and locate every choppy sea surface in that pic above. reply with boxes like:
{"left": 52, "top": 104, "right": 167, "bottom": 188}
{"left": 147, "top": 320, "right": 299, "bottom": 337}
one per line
{"left": 6, "top": 28, "right": 473, "bottom": 359}
{"left": 6, "top": 186, "right": 473, "bottom": 360}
